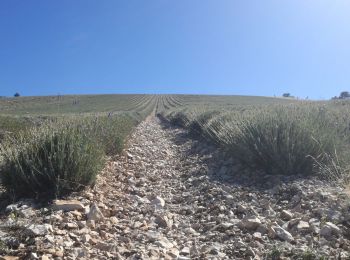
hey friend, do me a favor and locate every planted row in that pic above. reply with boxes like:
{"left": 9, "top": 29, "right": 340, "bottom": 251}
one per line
{"left": 163, "top": 103, "right": 350, "bottom": 178}
{"left": 0, "top": 115, "right": 137, "bottom": 198}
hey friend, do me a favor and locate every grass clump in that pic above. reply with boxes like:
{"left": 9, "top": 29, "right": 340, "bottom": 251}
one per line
{"left": 0, "top": 114, "right": 139, "bottom": 198}
{"left": 225, "top": 106, "right": 342, "bottom": 176}
{"left": 188, "top": 110, "right": 221, "bottom": 137}
{"left": 0, "top": 116, "right": 44, "bottom": 143}
{"left": 0, "top": 120, "right": 105, "bottom": 198}
{"left": 167, "top": 110, "right": 190, "bottom": 127}
{"left": 166, "top": 103, "right": 350, "bottom": 178}
{"left": 86, "top": 115, "right": 137, "bottom": 155}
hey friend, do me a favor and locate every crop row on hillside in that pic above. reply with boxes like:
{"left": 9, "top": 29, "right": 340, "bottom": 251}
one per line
{"left": 155, "top": 95, "right": 184, "bottom": 114}
{"left": 161, "top": 100, "right": 350, "bottom": 179}
{"left": 0, "top": 94, "right": 171, "bottom": 199}
{"left": 0, "top": 94, "right": 157, "bottom": 115}
{"left": 0, "top": 114, "right": 142, "bottom": 198}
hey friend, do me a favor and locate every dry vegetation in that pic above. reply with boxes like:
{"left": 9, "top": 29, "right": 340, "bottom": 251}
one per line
{"left": 0, "top": 94, "right": 350, "bottom": 258}
{"left": 0, "top": 95, "right": 183, "bottom": 199}
{"left": 161, "top": 98, "right": 350, "bottom": 181}
{"left": 1, "top": 95, "right": 350, "bottom": 199}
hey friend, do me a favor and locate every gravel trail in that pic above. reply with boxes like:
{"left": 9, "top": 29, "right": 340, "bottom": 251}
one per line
{"left": 1, "top": 116, "right": 350, "bottom": 259}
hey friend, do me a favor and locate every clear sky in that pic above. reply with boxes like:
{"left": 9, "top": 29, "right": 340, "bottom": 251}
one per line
{"left": 0, "top": 1, "right": 349, "bottom": 99}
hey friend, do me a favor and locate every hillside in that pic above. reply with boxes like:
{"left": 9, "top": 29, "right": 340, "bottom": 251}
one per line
{"left": 0, "top": 94, "right": 289, "bottom": 115}
{"left": 0, "top": 94, "right": 349, "bottom": 259}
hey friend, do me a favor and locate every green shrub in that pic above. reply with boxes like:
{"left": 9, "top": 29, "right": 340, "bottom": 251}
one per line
{"left": 85, "top": 115, "right": 136, "bottom": 155}
{"left": 266, "top": 246, "right": 282, "bottom": 260}
{"left": 0, "top": 116, "right": 42, "bottom": 143}
{"left": 0, "top": 120, "right": 105, "bottom": 198}
{"left": 201, "top": 111, "right": 242, "bottom": 145}
{"left": 168, "top": 111, "right": 190, "bottom": 127}
{"left": 0, "top": 114, "right": 138, "bottom": 198}
{"left": 167, "top": 104, "right": 349, "bottom": 177}
{"left": 224, "top": 107, "right": 343, "bottom": 175}
{"left": 188, "top": 111, "right": 221, "bottom": 137}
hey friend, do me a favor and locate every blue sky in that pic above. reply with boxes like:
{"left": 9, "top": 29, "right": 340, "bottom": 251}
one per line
{"left": 0, "top": 1, "right": 349, "bottom": 99}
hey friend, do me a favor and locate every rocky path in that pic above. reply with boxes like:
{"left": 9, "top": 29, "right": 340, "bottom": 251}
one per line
{"left": 1, "top": 117, "right": 350, "bottom": 259}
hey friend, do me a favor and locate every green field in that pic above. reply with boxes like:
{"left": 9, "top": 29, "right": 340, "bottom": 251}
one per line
{"left": 0, "top": 94, "right": 154, "bottom": 115}
{"left": 0, "top": 94, "right": 349, "bottom": 199}
{"left": 0, "top": 94, "right": 185, "bottom": 197}
{"left": 0, "top": 94, "right": 292, "bottom": 116}
{"left": 161, "top": 97, "right": 350, "bottom": 179}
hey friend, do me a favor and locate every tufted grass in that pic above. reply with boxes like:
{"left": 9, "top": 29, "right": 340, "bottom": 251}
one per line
{"left": 0, "top": 115, "right": 137, "bottom": 198}
{"left": 164, "top": 102, "right": 350, "bottom": 178}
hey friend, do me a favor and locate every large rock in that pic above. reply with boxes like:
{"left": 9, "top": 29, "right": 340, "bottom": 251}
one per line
{"left": 25, "top": 224, "right": 53, "bottom": 237}
{"left": 180, "top": 247, "right": 190, "bottom": 256}
{"left": 320, "top": 222, "right": 341, "bottom": 239}
{"left": 82, "top": 234, "right": 91, "bottom": 243}
{"left": 151, "top": 196, "right": 165, "bottom": 208}
{"left": 273, "top": 226, "right": 294, "bottom": 242}
{"left": 154, "top": 237, "right": 173, "bottom": 249}
{"left": 212, "top": 222, "right": 234, "bottom": 231}
{"left": 239, "top": 217, "right": 261, "bottom": 231}
{"left": 109, "top": 216, "right": 119, "bottom": 225}
{"left": 309, "top": 218, "right": 320, "bottom": 233}
{"left": 167, "top": 248, "right": 180, "bottom": 258}
{"left": 52, "top": 200, "right": 85, "bottom": 212}
{"left": 95, "top": 241, "right": 116, "bottom": 252}
{"left": 154, "top": 215, "right": 171, "bottom": 228}
{"left": 18, "top": 208, "right": 36, "bottom": 218}
{"left": 87, "top": 203, "right": 104, "bottom": 222}
{"left": 281, "top": 210, "right": 293, "bottom": 221}
{"left": 5, "top": 201, "right": 36, "bottom": 218}
{"left": 253, "top": 232, "right": 262, "bottom": 241}
{"left": 296, "top": 221, "right": 310, "bottom": 232}
{"left": 5, "top": 204, "right": 19, "bottom": 213}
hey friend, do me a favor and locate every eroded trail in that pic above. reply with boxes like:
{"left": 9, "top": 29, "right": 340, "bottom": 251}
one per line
{"left": 100, "top": 116, "right": 221, "bottom": 258}
{"left": 2, "top": 116, "right": 350, "bottom": 259}
{"left": 87, "top": 116, "right": 350, "bottom": 259}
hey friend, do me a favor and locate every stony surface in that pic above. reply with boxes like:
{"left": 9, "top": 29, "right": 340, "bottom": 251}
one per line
{"left": 0, "top": 116, "right": 350, "bottom": 259}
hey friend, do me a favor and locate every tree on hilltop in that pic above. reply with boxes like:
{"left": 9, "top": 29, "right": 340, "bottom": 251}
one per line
{"left": 339, "top": 91, "right": 350, "bottom": 99}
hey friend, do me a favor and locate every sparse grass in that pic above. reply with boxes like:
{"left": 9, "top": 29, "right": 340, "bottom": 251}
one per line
{"left": 266, "top": 246, "right": 282, "bottom": 260}
{"left": 265, "top": 247, "right": 329, "bottom": 260}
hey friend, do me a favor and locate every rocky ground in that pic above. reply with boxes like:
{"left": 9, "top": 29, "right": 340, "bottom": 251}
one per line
{"left": 0, "top": 117, "right": 350, "bottom": 259}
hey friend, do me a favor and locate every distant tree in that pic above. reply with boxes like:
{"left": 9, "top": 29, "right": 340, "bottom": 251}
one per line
{"left": 14, "top": 92, "right": 20, "bottom": 97}
{"left": 331, "top": 96, "right": 339, "bottom": 100}
{"left": 282, "top": 93, "right": 291, "bottom": 98}
{"left": 339, "top": 91, "right": 350, "bottom": 99}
